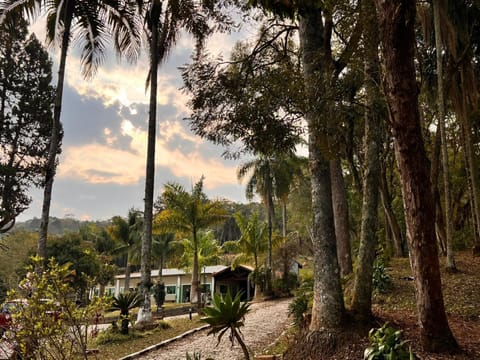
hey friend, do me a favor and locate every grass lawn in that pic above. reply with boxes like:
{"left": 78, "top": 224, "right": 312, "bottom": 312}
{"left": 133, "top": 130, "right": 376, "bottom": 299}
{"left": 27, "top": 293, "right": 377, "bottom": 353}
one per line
{"left": 88, "top": 316, "right": 204, "bottom": 359}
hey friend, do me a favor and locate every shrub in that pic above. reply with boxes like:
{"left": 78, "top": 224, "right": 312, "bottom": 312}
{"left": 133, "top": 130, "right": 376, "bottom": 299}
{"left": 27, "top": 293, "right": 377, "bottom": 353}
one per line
{"left": 272, "top": 273, "right": 298, "bottom": 296}
{"left": 288, "top": 275, "right": 313, "bottom": 327}
{"left": 156, "top": 319, "right": 172, "bottom": 329}
{"left": 152, "top": 282, "right": 166, "bottom": 309}
{"left": 364, "top": 323, "right": 416, "bottom": 360}
{"left": 94, "top": 327, "right": 142, "bottom": 345}
{"left": 110, "top": 292, "right": 141, "bottom": 335}
{"left": 4, "top": 257, "right": 110, "bottom": 359}
{"left": 372, "top": 255, "right": 393, "bottom": 294}
{"left": 202, "top": 291, "right": 251, "bottom": 360}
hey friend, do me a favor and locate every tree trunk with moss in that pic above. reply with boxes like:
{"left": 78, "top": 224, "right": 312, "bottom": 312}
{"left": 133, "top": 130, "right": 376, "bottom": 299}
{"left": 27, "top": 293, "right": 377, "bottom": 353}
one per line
{"left": 351, "top": 0, "right": 382, "bottom": 320}
{"left": 299, "top": 6, "right": 345, "bottom": 333}
{"left": 330, "top": 159, "right": 352, "bottom": 276}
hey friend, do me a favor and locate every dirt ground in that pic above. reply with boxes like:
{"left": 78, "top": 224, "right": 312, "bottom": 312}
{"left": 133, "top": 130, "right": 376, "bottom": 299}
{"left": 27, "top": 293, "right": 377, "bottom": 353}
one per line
{"left": 284, "top": 252, "right": 480, "bottom": 359}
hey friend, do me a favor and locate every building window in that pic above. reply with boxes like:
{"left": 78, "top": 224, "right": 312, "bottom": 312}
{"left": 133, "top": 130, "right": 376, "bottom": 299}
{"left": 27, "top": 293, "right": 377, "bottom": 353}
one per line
{"left": 166, "top": 285, "right": 176, "bottom": 295}
{"left": 105, "top": 288, "right": 115, "bottom": 297}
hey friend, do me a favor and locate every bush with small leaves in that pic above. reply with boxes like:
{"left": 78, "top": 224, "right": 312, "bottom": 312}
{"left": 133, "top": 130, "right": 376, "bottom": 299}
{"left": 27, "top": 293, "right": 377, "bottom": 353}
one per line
{"left": 4, "top": 257, "right": 110, "bottom": 360}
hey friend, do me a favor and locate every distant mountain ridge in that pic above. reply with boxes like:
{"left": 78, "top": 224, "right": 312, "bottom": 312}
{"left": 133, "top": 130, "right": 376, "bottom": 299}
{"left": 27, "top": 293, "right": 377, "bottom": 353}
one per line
{"left": 14, "top": 217, "right": 109, "bottom": 235}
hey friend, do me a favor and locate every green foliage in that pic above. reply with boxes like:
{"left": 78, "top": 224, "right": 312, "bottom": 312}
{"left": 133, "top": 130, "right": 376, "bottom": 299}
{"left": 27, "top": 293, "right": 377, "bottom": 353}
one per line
{"left": 45, "top": 233, "right": 102, "bottom": 301}
{"left": 156, "top": 319, "right": 172, "bottom": 330}
{"left": 94, "top": 326, "right": 142, "bottom": 345}
{"left": 372, "top": 254, "right": 393, "bottom": 294}
{"left": 4, "top": 257, "right": 110, "bottom": 359}
{"left": 364, "top": 323, "right": 416, "bottom": 360}
{"left": 152, "top": 282, "right": 166, "bottom": 308}
{"left": 288, "top": 275, "right": 313, "bottom": 327}
{"left": 272, "top": 272, "right": 298, "bottom": 296}
{"left": 202, "top": 291, "right": 251, "bottom": 359}
{"left": 185, "top": 351, "right": 215, "bottom": 360}
{"left": 111, "top": 292, "right": 142, "bottom": 335}
{"left": 0, "top": 17, "right": 55, "bottom": 231}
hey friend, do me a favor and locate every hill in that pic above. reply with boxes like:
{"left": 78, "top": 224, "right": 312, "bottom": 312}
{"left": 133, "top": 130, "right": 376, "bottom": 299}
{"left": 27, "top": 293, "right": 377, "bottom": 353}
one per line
{"left": 14, "top": 217, "right": 109, "bottom": 235}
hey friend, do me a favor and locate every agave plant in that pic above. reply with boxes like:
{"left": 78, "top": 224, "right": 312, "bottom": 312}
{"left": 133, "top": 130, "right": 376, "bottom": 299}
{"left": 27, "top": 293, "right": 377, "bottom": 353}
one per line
{"left": 111, "top": 292, "right": 142, "bottom": 335}
{"left": 201, "top": 291, "right": 251, "bottom": 360}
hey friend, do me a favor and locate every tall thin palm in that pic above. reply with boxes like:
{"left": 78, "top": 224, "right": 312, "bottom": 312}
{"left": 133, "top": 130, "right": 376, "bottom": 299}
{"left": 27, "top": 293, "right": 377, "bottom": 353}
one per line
{"left": 107, "top": 208, "right": 143, "bottom": 292}
{"left": 0, "top": 0, "right": 140, "bottom": 266}
{"left": 237, "top": 153, "right": 301, "bottom": 291}
{"left": 135, "top": 0, "right": 217, "bottom": 321}
{"left": 151, "top": 232, "right": 178, "bottom": 280}
{"left": 155, "top": 177, "right": 226, "bottom": 307}
{"left": 233, "top": 212, "right": 268, "bottom": 299}
{"left": 238, "top": 156, "right": 275, "bottom": 289}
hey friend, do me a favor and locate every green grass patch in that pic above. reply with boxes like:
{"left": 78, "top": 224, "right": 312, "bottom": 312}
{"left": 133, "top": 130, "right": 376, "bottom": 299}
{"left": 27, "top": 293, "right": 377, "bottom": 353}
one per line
{"left": 88, "top": 316, "right": 204, "bottom": 359}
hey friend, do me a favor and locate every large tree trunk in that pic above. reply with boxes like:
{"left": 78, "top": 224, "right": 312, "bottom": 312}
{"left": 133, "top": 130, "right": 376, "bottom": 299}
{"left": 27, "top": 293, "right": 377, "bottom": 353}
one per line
{"left": 330, "top": 159, "right": 352, "bottom": 276}
{"left": 299, "top": 7, "right": 345, "bottom": 332}
{"left": 138, "top": 0, "right": 161, "bottom": 325}
{"left": 37, "top": 0, "right": 73, "bottom": 265}
{"left": 351, "top": 0, "right": 382, "bottom": 320}
{"left": 374, "top": 0, "right": 457, "bottom": 352}
{"left": 433, "top": 0, "right": 456, "bottom": 270}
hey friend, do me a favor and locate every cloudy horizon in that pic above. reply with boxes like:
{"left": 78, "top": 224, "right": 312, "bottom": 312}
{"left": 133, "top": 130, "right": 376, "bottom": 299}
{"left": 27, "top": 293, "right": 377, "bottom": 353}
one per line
{"left": 17, "top": 17, "right": 260, "bottom": 222}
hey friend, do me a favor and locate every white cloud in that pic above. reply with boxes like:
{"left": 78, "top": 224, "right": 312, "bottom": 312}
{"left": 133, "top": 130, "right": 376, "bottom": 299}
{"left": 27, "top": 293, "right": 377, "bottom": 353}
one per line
{"left": 57, "top": 119, "right": 237, "bottom": 188}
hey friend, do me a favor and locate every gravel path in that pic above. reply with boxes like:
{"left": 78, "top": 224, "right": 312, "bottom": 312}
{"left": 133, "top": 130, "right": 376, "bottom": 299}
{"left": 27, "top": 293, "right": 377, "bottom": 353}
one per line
{"left": 136, "top": 298, "right": 292, "bottom": 360}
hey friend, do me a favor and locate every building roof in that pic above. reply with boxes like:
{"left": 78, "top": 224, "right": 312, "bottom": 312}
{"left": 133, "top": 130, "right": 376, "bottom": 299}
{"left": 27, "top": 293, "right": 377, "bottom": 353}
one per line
{"left": 115, "top": 265, "right": 228, "bottom": 279}
{"left": 212, "top": 264, "right": 253, "bottom": 277}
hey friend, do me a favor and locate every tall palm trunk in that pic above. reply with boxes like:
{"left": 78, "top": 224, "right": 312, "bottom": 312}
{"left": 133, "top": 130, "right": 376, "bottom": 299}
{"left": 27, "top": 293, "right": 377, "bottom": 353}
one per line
{"left": 192, "top": 226, "right": 201, "bottom": 306}
{"left": 374, "top": 0, "right": 457, "bottom": 352}
{"left": 139, "top": 0, "right": 161, "bottom": 324}
{"left": 433, "top": 0, "right": 456, "bottom": 270}
{"left": 351, "top": 0, "right": 382, "bottom": 319}
{"left": 37, "top": 0, "right": 73, "bottom": 265}
{"left": 124, "top": 257, "right": 131, "bottom": 292}
{"left": 330, "top": 159, "right": 352, "bottom": 276}
{"left": 299, "top": 7, "right": 344, "bottom": 332}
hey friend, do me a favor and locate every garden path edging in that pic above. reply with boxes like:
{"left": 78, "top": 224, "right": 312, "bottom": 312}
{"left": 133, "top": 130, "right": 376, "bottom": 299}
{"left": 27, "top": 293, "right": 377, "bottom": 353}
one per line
{"left": 119, "top": 324, "right": 210, "bottom": 360}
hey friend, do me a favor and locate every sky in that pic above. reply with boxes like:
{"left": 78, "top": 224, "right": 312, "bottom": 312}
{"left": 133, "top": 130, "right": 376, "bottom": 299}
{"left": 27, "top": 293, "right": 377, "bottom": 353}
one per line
{"left": 18, "top": 16, "right": 258, "bottom": 222}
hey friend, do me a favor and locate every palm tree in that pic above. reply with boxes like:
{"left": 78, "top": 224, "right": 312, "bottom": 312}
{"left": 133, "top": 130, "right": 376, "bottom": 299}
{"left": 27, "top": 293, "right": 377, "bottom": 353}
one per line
{"left": 151, "top": 232, "right": 177, "bottom": 280}
{"left": 237, "top": 156, "right": 275, "bottom": 293}
{"left": 180, "top": 230, "right": 222, "bottom": 271}
{"left": 202, "top": 291, "right": 251, "bottom": 360}
{"left": 111, "top": 292, "right": 142, "bottom": 335}
{"left": 154, "top": 177, "right": 226, "bottom": 307}
{"left": 237, "top": 152, "right": 301, "bottom": 292}
{"left": 0, "top": 0, "right": 140, "bottom": 265}
{"left": 107, "top": 208, "right": 143, "bottom": 292}
{"left": 135, "top": 0, "right": 223, "bottom": 322}
{"left": 231, "top": 212, "right": 268, "bottom": 299}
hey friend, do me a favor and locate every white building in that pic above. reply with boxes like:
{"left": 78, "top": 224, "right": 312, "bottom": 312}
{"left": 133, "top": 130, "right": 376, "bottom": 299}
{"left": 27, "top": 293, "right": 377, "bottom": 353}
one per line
{"left": 95, "top": 264, "right": 254, "bottom": 303}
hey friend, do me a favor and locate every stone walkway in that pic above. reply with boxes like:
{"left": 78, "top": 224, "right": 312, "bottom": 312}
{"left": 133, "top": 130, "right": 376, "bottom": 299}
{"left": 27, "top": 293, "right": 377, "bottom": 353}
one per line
{"left": 135, "top": 298, "right": 292, "bottom": 360}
